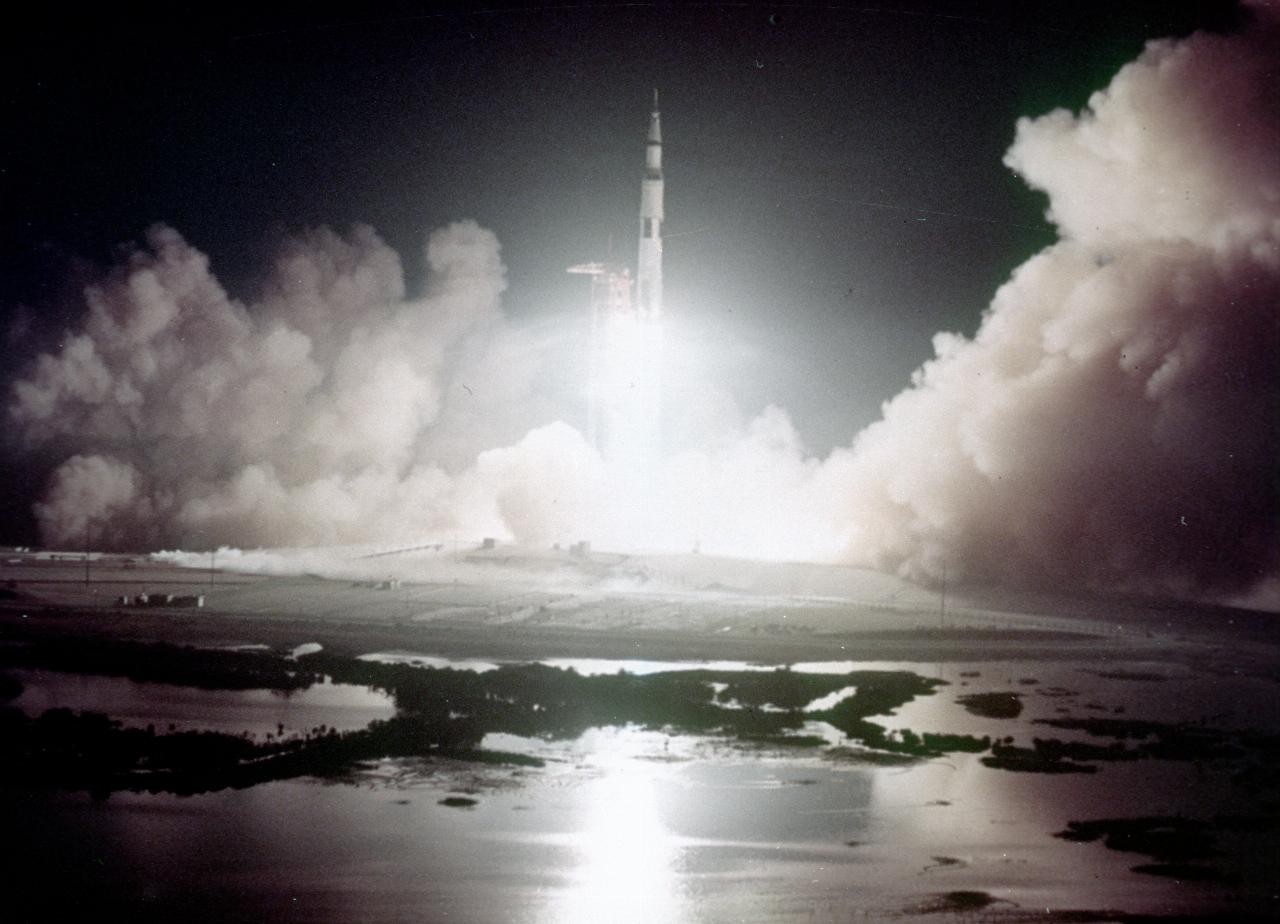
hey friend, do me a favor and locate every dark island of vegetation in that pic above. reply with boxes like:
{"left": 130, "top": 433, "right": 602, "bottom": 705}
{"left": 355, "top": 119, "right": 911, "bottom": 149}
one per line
{"left": 0, "top": 639, "right": 999, "bottom": 797}
{"left": 5, "top": 638, "right": 1275, "bottom": 802}
{"left": 956, "top": 691, "right": 1023, "bottom": 719}
{"left": 1054, "top": 816, "right": 1247, "bottom": 882}
{"left": 0, "top": 639, "right": 321, "bottom": 691}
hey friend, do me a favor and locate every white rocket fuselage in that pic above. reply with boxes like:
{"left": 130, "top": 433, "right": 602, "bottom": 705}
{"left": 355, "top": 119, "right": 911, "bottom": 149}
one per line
{"left": 571, "top": 94, "right": 666, "bottom": 496}
{"left": 637, "top": 98, "right": 663, "bottom": 320}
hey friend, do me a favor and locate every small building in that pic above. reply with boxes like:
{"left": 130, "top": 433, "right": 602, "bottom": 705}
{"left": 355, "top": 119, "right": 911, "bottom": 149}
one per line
{"left": 129, "top": 593, "right": 204, "bottom": 608}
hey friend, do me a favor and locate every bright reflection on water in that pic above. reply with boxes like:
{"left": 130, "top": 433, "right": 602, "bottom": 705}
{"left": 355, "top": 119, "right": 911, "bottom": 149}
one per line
{"left": 357, "top": 651, "right": 501, "bottom": 672}
{"left": 554, "top": 763, "right": 684, "bottom": 923}
{"left": 357, "top": 653, "right": 940, "bottom": 676}
{"left": 542, "top": 657, "right": 765, "bottom": 676}
{"left": 803, "top": 685, "right": 858, "bottom": 712}
{"left": 482, "top": 727, "right": 692, "bottom": 922}
{"left": 8, "top": 657, "right": 1277, "bottom": 921}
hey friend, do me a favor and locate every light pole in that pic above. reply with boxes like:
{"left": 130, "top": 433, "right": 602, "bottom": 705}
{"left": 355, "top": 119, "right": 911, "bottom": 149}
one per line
{"left": 939, "top": 560, "right": 948, "bottom": 630}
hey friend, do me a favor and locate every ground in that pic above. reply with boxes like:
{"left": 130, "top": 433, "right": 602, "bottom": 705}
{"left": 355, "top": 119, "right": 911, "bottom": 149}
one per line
{"left": 1, "top": 547, "right": 1273, "bottom": 680}
{"left": 3, "top": 547, "right": 1278, "bottom": 922}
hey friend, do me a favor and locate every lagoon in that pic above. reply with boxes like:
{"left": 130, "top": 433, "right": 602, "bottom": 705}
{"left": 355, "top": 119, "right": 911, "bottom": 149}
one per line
{"left": 4, "top": 653, "right": 1276, "bottom": 921}
{"left": 12, "top": 668, "right": 394, "bottom": 737}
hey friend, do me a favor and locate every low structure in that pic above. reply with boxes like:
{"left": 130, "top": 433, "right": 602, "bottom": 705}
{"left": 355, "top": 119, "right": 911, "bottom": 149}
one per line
{"left": 119, "top": 593, "right": 204, "bottom": 608}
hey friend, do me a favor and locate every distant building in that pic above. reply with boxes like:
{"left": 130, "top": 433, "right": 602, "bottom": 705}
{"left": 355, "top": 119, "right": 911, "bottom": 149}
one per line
{"left": 125, "top": 593, "right": 203, "bottom": 608}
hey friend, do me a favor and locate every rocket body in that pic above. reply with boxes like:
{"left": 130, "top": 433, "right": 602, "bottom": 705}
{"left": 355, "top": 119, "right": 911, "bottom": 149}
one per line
{"left": 637, "top": 95, "right": 663, "bottom": 321}
{"left": 571, "top": 92, "right": 667, "bottom": 509}
{"left": 603, "top": 89, "right": 664, "bottom": 548}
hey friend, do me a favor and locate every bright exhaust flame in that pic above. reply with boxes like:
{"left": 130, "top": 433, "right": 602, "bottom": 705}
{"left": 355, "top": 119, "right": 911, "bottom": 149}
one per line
{"left": 593, "top": 307, "right": 664, "bottom": 550}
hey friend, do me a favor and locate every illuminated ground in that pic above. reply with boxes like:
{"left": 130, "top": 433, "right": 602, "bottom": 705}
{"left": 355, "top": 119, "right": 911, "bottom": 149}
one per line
{"left": 2, "top": 547, "right": 1272, "bottom": 673}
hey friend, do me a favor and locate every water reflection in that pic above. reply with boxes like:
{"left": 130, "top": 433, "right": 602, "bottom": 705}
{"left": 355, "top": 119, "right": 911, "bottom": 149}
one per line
{"left": 357, "top": 652, "right": 951, "bottom": 677}
{"left": 554, "top": 764, "right": 685, "bottom": 923}
{"left": 864, "top": 752, "right": 1212, "bottom": 913}
{"left": 542, "top": 657, "right": 768, "bottom": 676}
{"left": 7, "top": 712, "right": 1271, "bottom": 921}
{"left": 357, "top": 651, "right": 501, "bottom": 672}
{"left": 499, "top": 726, "right": 688, "bottom": 922}
{"left": 803, "top": 685, "right": 858, "bottom": 712}
{"left": 7, "top": 652, "right": 1275, "bottom": 919}
{"left": 12, "top": 668, "right": 395, "bottom": 736}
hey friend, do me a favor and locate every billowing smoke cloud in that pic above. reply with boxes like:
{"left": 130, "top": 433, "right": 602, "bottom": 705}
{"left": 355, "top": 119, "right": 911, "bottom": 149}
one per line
{"left": 10, "top": 221, "right": 581, "bottom": 549}
{"left": 8, "top": 8, "right": 1279, "bottom": 603}
{"left": 836, "top": 8, "right": 1280, "bottom": 597}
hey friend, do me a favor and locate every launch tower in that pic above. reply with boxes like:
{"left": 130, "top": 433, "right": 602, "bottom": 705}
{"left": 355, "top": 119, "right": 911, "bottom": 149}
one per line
{"left": 567, "top": 261, "right": 632, "bottom": 449}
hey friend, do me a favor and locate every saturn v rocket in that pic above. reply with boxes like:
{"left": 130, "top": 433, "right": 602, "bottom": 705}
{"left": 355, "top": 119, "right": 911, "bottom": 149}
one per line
{"left": 637, "top": 89, "right": 664, "bottom": 322}
{"left": 570, "top": 92, "right": 666, "bottom": 462}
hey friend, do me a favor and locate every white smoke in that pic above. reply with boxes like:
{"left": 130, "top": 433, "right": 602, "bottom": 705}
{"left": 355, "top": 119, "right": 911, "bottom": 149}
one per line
{"left": 8, "top": 10, "right": 1279, "bottom": 602}
{"left": 10, "top": 220, "right": 575, "bottom": 550}
{"left": 835, "top": 10, "right": 1280, "bottom": 596}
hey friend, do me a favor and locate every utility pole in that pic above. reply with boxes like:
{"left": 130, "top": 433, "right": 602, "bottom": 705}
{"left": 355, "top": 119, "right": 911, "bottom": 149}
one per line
{"left": 939, "top": 560, "right": 948, "bottom": 629}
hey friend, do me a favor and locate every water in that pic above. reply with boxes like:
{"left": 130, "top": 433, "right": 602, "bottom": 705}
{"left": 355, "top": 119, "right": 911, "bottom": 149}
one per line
{"left": 887, "top": 660, "right": 1280, "bottom": 741}
{"left": 288, "top": 641, "right": 324, "bottom": 659}
{"left": 358, "top": 650, "right": 502, "bottom": 672}
{"left": 357, "top": 652, "right": 950, "bottom": 677}
{"left": 11, "top": 668, "right": 395, "bottom": 737}
{"left": 803, "top": 685, "right": 858, "bottom": 711}
{"left": 5, "top": 656, "right": 1276, "bottom": 921}
{"left": 6, "top": 730, "right": 1252, "bottom": 922}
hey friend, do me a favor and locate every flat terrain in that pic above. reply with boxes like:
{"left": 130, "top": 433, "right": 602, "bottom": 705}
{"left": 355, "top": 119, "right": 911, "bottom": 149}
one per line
{"left": 2, "top": 549, "right": 1274, "bottom": 675}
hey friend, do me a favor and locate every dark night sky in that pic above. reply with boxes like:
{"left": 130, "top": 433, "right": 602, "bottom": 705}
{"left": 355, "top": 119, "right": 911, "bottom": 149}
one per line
{"left": 0, "top": 1, "right": 1246, "bottom": 540}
